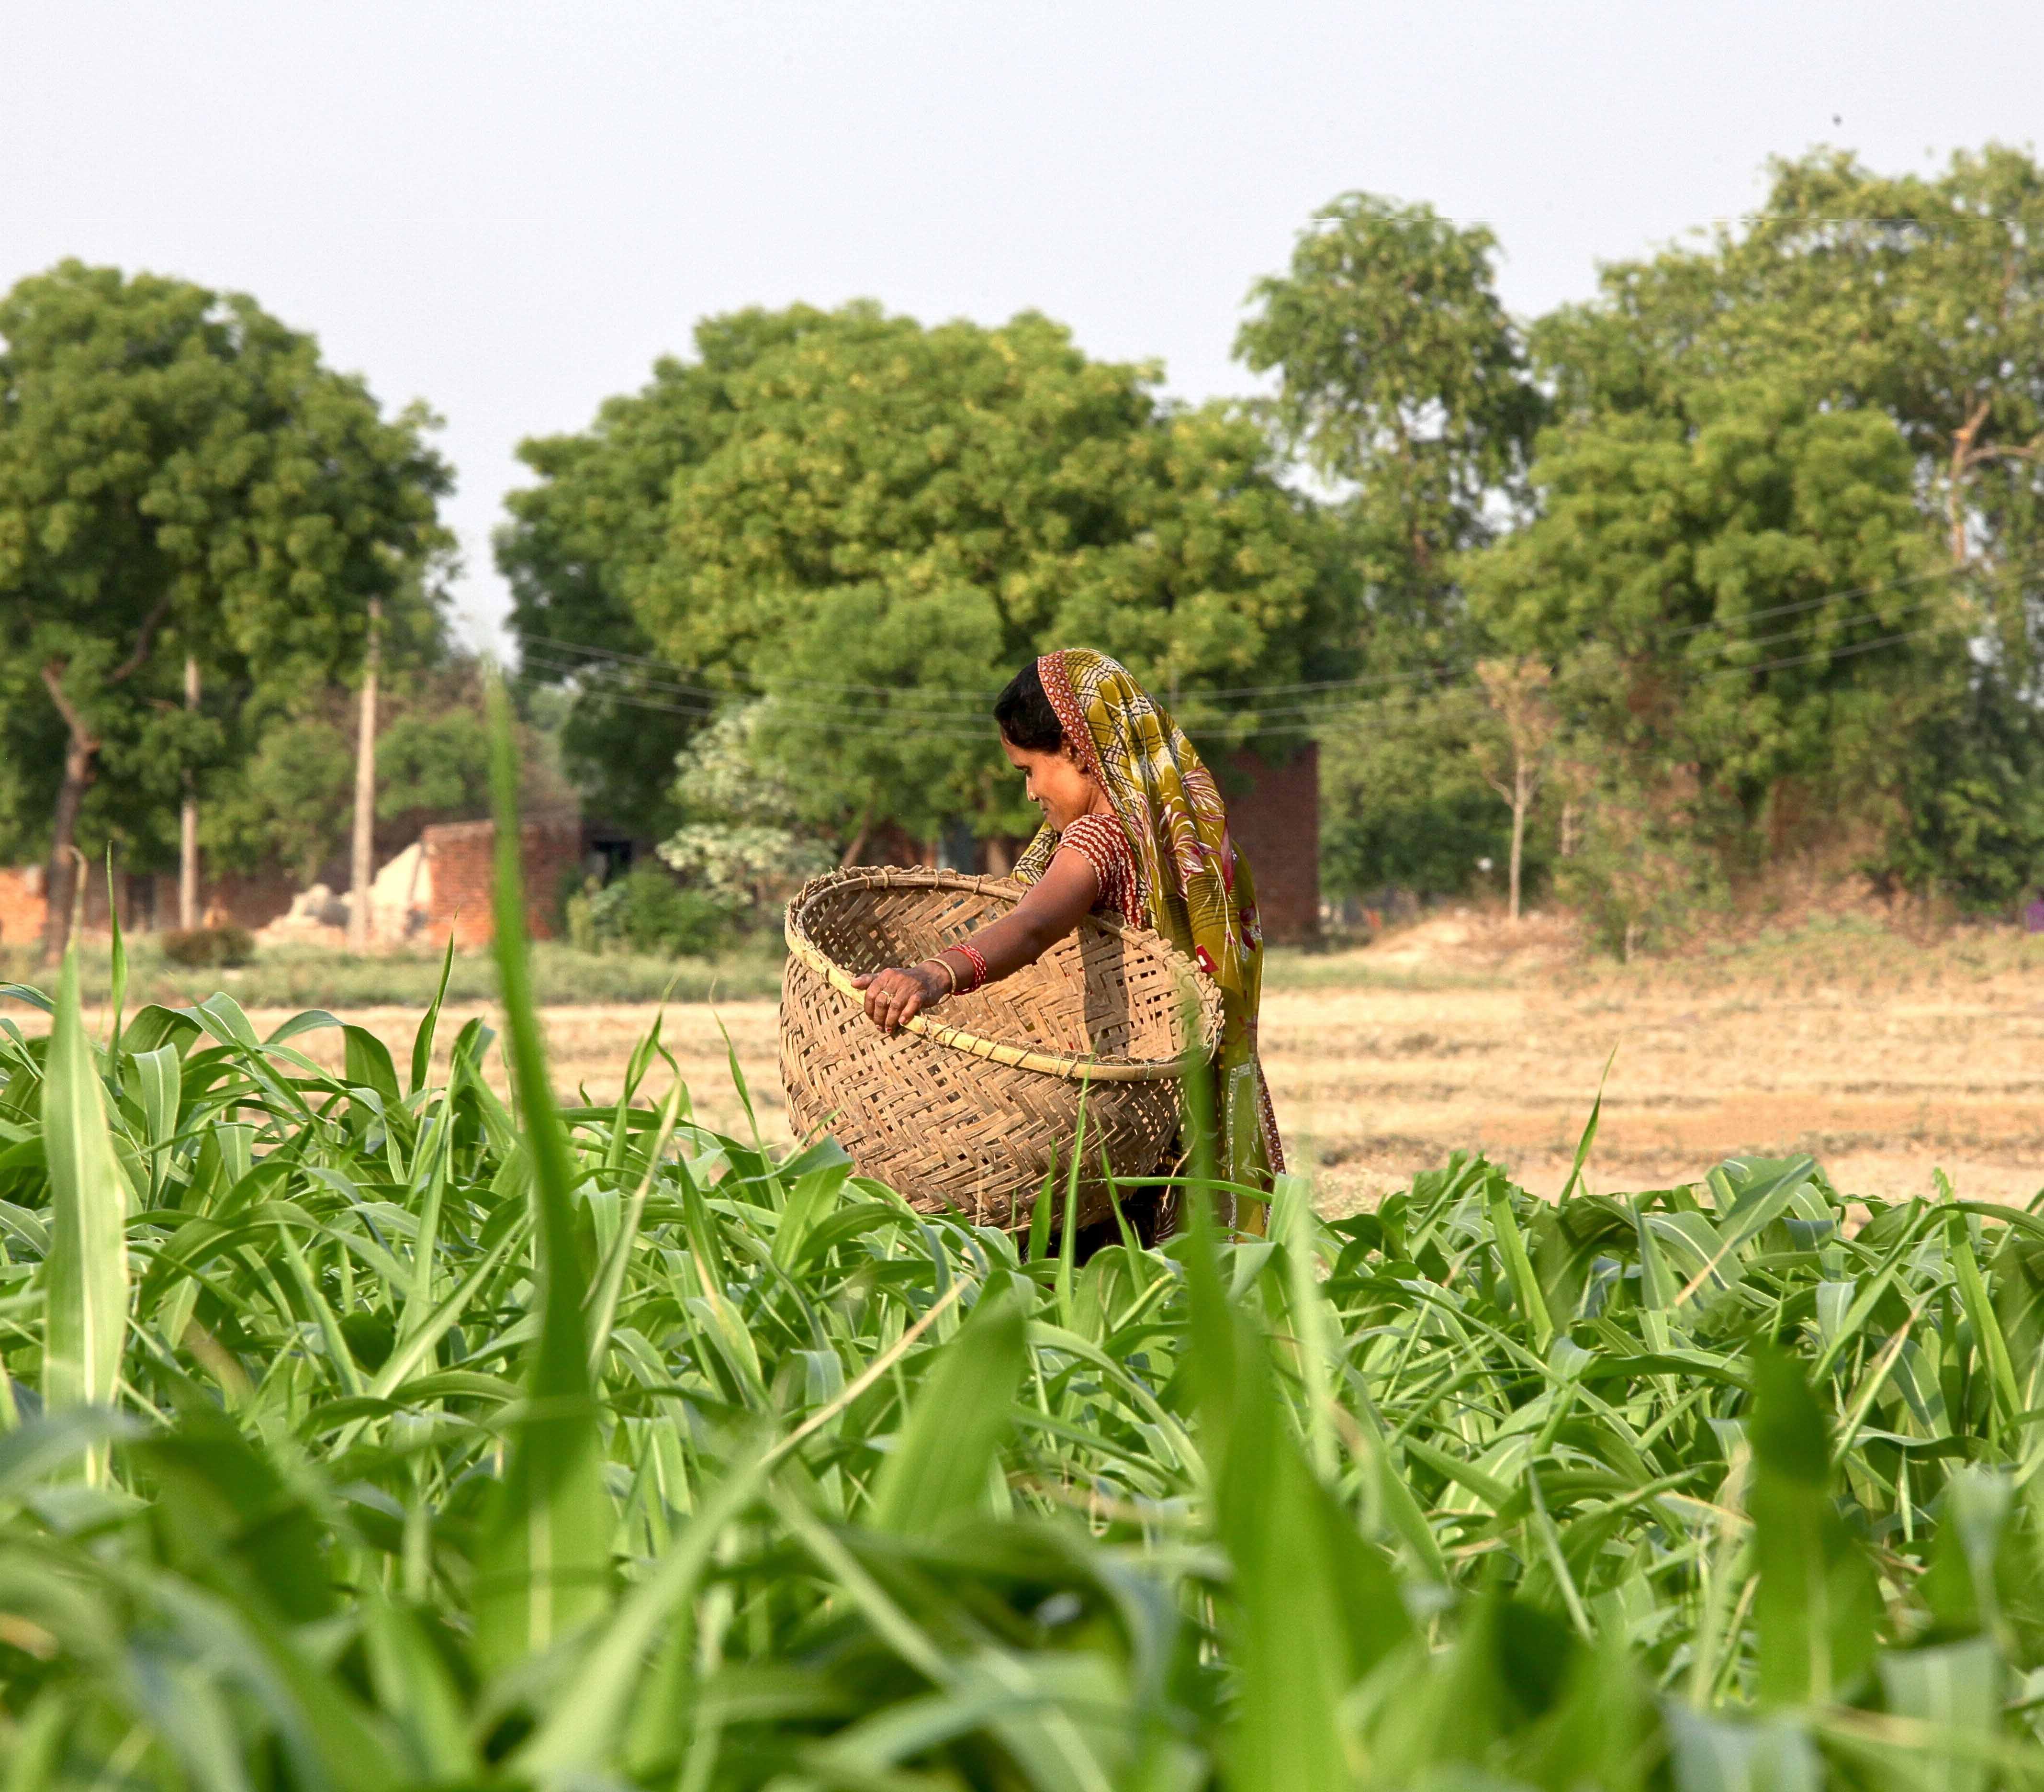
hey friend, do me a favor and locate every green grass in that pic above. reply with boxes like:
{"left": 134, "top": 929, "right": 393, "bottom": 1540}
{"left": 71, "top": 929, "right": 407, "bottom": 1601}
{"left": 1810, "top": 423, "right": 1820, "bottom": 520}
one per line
{"left": 1, "top": 937, "right": 788, "bottom": 1010}
{"left": 2, "top": 741, "right": 2043, "bottom": 1784}
{"left": 2, "top": 959, "right": 2044, "bottom": 1785}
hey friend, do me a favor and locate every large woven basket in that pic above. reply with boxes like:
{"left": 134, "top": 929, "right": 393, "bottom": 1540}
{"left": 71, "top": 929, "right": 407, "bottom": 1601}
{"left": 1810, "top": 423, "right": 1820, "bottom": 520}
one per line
{"left": 781, "top": 868, "right": 1222, "bottom": 1229}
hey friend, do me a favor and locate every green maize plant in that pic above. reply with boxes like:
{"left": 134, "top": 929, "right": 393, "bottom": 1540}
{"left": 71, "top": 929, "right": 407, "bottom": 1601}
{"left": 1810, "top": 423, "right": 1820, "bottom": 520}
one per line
{"left": 0, "top": 694, "right": 2043, "bottom": 1787}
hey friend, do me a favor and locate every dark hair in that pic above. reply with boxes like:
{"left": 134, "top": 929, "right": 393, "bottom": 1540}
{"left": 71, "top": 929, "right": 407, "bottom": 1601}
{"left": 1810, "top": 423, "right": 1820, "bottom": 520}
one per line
{"left": 993, "top": 661, "right": 1064, "bottom": 752}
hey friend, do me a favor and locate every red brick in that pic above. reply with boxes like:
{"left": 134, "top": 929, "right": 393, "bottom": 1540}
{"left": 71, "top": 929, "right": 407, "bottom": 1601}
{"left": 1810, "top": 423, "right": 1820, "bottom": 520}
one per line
{"left": 0, "top": 868, "right": 45, "bottom": 952}
{"left": 1222, "top": 744, "right": 1319, "bottom": 944}
{"left": 421, "top": 818, "right": 582, "bottom": 949}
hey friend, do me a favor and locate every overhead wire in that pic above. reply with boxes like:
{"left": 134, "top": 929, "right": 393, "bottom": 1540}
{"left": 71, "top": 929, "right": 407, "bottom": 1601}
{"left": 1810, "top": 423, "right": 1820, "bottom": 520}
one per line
{"left": 511, "top": 553, "right": 2004, "bottom": 711}
{"left": 510, "top": 552, "right": 2040, "bottom": 747}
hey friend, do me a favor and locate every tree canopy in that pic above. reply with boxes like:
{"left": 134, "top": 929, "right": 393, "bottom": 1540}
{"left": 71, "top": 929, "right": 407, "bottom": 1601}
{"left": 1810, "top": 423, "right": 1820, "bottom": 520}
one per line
{"left": 1506, "top": 146, "right": 2044, "bottom": 909}
{"left": 502, "top": 302, "right": 1347, "bottom": 845}
{"left": 0, "top": 261, "right": 451, "bottom": 951}
{"left": 1268, "top": 150, "right": 2044, "bottom": 916}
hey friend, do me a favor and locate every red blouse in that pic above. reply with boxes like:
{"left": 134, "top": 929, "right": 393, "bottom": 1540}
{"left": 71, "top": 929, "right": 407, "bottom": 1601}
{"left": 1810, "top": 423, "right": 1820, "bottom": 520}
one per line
{"left": 1054, "top": 812, "right": 1145, "bottom": 928}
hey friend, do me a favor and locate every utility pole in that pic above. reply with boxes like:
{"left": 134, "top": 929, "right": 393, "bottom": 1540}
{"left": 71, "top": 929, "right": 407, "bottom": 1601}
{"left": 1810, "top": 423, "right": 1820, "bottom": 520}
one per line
{"left": 179, "top": 655, "right": 201, "bottom": 929}
{"left": 348, "top": 597, "right": 380, "bottom": 952}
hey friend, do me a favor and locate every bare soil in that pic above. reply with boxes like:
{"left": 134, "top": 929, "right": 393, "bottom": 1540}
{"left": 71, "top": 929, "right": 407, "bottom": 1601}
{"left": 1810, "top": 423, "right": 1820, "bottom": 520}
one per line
{"left": 193, "top": 910, "right": 2044, "bottom": 1218}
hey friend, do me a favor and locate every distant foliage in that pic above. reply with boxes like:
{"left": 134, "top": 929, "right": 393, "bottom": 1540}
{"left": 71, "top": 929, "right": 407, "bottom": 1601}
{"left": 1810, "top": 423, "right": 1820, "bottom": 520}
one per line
{"left": 658, "top": 706, "right": 832, "bottom": 915}
{"left": 584, "top": 866, "right": 731, "bottom": 957}
{"left": 155, "top": 923, "right": 255, "bottom": 967}
{"left": 0, "top": 260, "right": 451, "bottom": 956}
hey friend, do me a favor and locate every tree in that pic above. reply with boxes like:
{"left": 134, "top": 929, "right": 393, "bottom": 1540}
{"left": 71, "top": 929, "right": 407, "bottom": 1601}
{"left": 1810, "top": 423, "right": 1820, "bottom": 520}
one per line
{"left": 1472, "top": 659, "right": 1554, "bottom": 921}
{"left": 497, "top": 310, "right": 823, "bottom": 832}
{"left": 376, "top": 710, "right": 494, "bottom": 830}
{"left": 0, "top": 262, "right": 452, "bottom": 959}
{"left": 505, "top": 303, "right": 1346, "bottom": 844}
{"left": 1235, "top": 192, "right": 1543, "bottom": 667}
{"left": 1466, "top": 381, "right": 1950, "bottom": 882}
{"left": 207, "top": 719, "right": 355, "bottom": 887}
{"left": 1539, "top": 147, "right": 2044, "bottom": 581}
{"left": 1317, "top": 687, "right": 1508, "bottom": 901}
{"left": 1528, "top": 148, "right": 2044, "bottom": 905}
{"left": 1235, "top": 193, "right": 1545, "bottom": 906}
{"left": 657, "top": 707, "right": 833, "bottom": 911}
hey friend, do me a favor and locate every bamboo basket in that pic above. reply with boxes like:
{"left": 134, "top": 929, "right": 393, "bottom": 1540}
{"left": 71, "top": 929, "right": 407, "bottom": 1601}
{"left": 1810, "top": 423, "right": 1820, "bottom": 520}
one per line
{"left": 780, "top": 867, "right": 1222, "bottom": 1229}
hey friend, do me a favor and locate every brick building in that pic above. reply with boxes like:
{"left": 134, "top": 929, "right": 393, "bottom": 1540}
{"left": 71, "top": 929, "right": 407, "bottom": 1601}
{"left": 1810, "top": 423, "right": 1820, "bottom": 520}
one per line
{"left": 1221, "top": 744, "right": 1319, "bottom": 944}
{"left": 419, "top": 814, "right": 584, "bottom": 949}
{"left": 0, "top": 862, "right": 307, "bottom": 951}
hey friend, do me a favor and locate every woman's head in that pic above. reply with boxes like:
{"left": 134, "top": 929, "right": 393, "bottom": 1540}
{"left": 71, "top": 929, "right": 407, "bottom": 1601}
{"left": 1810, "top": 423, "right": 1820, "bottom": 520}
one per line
{"left": 994, "top": 659, "right": 1101, "bottom": 830}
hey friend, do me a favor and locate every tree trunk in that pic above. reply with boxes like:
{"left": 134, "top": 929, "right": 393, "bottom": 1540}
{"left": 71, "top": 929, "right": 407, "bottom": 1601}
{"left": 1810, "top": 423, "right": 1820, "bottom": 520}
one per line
{"left": 180, "top": 655, "right": 201, "bottom": 929}
{"left": 1507, "top": 790, "right": 1526, "bottom": 923}
{"left": 839, "top": 804, "right": 873, "bottom": 869}
{"left": 1948, "top": 397, "right": 1990, "bottom": 565}
{"left": 348, "top": 597, "right": 381, "bottom": 952}
{"left": 41, "top": 667, "right": 101, "bottom": 966}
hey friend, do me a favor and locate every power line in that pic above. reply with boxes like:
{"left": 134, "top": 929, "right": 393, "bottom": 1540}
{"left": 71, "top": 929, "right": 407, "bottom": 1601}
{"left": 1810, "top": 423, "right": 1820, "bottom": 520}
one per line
{"left": 511, "top": 552, "right": 2037, "bottom": 745}
{"left": 516, "top": 552, "right": 2033, "bottom": 708}
{"left": 512, "top": 628, "right": 1452, "bottom": 707}
{"left": 1699, "top": 621, "right": 1951, "bottom": 683}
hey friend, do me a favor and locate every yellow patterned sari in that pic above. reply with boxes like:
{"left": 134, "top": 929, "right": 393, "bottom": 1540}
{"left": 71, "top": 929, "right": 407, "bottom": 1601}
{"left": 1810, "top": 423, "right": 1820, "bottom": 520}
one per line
{"left": 1011, "top": 650, "right": 1284, "bottom": 1223}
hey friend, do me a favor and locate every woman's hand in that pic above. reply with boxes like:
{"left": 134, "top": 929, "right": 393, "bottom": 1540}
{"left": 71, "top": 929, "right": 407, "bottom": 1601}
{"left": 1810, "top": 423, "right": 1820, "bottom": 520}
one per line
{"left": 853, "top": 962, "right": 951, "bottom": 1033}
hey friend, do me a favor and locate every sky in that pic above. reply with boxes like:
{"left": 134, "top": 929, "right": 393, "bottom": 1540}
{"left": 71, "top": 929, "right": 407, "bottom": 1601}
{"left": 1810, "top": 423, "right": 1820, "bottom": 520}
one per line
{"left": 8, "top": 1, "right": 2042, "bottom": 654}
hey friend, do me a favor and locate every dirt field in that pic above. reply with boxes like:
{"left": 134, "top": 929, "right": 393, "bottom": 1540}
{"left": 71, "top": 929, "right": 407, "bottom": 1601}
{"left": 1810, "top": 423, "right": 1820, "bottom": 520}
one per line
{"left": 184, "top": 912, "right": 2044, "bottom": 1216}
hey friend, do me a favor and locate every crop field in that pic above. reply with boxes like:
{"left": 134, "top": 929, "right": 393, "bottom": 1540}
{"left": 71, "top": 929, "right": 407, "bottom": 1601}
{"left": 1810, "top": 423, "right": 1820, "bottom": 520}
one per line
{"left": 5, "top": 863, "right": 2044, "bottom": 1786}
{"left": 210, "top": 912, "right": 2044, "bottom": 1226}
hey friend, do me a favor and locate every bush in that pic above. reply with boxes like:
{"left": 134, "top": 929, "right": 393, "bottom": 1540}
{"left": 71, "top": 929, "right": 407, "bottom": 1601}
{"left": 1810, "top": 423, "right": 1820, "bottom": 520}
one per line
{"left": 157, "top": 924, "right": 256, "bottom": 968}
{"left": 584, "top": 868, "right": 733, "bottom": 957}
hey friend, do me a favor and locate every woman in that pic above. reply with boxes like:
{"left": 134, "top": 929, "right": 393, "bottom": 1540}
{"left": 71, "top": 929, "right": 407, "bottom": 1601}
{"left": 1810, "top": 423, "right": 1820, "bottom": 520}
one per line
{"left": 854, "top": 650, "right": 1284, "bottom": 1230}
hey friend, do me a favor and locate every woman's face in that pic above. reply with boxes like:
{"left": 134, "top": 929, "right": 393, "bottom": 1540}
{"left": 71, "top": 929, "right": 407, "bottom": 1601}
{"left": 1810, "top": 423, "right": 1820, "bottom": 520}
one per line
{"left": 1002, "top": 734, "right": 1101, "bottom": 831}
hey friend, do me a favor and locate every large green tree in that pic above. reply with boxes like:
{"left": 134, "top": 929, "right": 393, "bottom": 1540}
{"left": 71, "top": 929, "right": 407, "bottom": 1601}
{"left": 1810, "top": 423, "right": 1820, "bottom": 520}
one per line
{"left": 495, "top": 312, "right": 820, "bottom": 833}
{"left": 1235, "top": 192, "right": 1542, "bottom": 667}
{"left": 1234, "top": 193, "right": 1543, "bottom": 898}
{"left": 0, "top": 262, "right": 452, "bottom": 957}
{"left": 1525, "top": 146, "right": 2044, "bottom": 905}
{"left": 1467, "top": 382, "right": 1952, "bottom": 888}
{"left": 502, "top": 303, "right": 1345, "bottom": 845}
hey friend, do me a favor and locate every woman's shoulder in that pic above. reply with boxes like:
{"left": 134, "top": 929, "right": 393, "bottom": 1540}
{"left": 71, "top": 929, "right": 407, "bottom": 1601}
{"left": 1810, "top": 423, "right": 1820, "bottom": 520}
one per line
{"left": 1058, "top": 812, "right": 1128, "bottom": 853}
{"left": 1057, "top": 812, "right": 1138, "bottom": 876}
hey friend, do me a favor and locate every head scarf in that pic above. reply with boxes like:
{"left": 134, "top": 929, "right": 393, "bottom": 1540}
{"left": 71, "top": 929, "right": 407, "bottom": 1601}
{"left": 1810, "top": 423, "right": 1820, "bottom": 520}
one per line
{"left": 1011, "top": 650, "right": 1284, "bottom": 1208}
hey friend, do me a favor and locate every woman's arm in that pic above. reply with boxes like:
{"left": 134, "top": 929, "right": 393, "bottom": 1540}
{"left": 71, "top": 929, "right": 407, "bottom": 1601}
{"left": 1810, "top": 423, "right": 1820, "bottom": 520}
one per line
{"left": 854, "top": 850, "right": 1100, "bottom": 1032}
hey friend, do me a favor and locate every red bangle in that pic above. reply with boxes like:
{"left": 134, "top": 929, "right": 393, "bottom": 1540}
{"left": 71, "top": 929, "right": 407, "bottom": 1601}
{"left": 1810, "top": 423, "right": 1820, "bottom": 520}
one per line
{"left": 955, "top": 943, "right": 990, "bottom": 991}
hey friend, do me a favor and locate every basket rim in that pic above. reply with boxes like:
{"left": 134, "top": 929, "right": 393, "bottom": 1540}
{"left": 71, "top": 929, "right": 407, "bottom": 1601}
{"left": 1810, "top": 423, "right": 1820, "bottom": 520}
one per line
{"left": 783, "top": 865, "right": 1223, "bottom": 1084}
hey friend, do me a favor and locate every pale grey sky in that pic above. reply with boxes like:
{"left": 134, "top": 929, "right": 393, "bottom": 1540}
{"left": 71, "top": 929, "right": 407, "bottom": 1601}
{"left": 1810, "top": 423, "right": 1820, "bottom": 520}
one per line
{"left": 8, "top": 2, "right": 2040, "bottom": 650}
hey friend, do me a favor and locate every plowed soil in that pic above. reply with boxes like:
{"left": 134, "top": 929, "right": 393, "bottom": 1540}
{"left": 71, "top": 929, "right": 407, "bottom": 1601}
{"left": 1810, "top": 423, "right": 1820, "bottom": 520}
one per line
{"left": 215, "top": 912, "right": 2044, "bottom": 1216}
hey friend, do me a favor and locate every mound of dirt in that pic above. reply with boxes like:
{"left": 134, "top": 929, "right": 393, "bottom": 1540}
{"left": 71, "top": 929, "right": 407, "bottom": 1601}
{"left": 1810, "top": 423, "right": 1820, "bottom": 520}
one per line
{"left": 1367, "top": 909, "right": 1577, "bottom": 972}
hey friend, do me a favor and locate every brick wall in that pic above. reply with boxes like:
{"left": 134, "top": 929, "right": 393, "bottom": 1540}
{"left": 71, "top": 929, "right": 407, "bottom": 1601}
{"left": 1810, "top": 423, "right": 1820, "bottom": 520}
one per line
{"left": 421, "top": 817, "right": 583, "bottom": 948}
{"left": 1, "top": 863, "right": 311, "bottom": 949}
{"left": 0, "top": 869, "right": 45, "bottom": 951}
{"left": 134, "top": 871, "right": 300, "bottom": 933}
{"left": 1222, "top": 743, "right": 1319, "bottom": 944}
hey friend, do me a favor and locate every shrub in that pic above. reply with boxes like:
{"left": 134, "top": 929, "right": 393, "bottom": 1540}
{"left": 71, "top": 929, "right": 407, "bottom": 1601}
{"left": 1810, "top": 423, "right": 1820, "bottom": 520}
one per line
{"left": 157, "top": 924, "right": 256, "bottom": 967}
{"left": 584, "top": 867, "right": 732, "bottom": 957}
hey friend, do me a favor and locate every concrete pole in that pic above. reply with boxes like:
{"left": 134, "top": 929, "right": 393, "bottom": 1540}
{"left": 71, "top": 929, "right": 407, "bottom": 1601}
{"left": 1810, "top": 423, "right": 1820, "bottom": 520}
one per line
{"left": 348, "top": 597, "right": 381, "bottom": 952}
{"left": 179, "top": 654, "right": 201, "bottom": 929}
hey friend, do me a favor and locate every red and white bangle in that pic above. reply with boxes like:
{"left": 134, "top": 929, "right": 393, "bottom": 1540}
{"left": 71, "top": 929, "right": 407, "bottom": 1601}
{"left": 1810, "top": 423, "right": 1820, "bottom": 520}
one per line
{"left": 955, "top": 942, "right": 991, "bottom": 992}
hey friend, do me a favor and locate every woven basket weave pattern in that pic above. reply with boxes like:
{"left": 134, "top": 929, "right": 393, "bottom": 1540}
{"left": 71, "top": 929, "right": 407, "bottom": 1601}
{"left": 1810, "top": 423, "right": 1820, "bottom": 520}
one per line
{"left": 780, "top": 869, "right": 1219, "bottom": 1229}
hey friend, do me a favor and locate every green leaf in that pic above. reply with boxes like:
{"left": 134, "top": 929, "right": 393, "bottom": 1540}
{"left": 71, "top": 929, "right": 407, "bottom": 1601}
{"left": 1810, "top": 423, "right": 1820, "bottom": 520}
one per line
{"left": 1877, "top": 1637, "right": 1999, "bottom": 1792}
{"left": 871, "top": 1287, "right": 1027, "bottom": 1536}
{"left": 1748, "top": 1345, "right": 1880, "bottom": 1706}
{"left": 472, "top": 675, "right": 616, "bottom": 1677}
{"left": 40, "top": 953, "right": 132, "bottom": 1485}
{"left": 409, "top": 934, "right": 457, "bottom": 1095}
